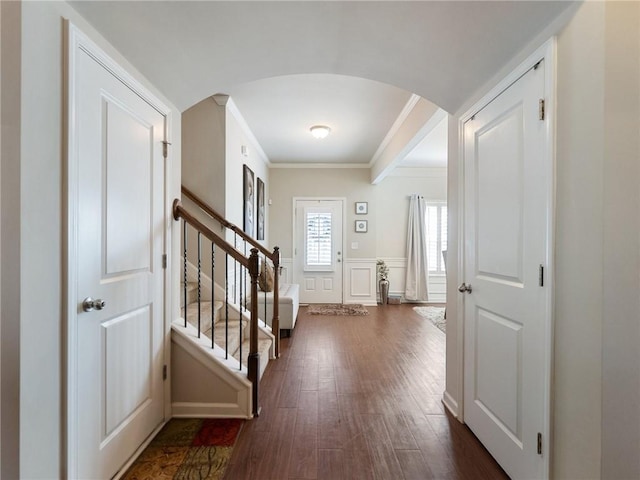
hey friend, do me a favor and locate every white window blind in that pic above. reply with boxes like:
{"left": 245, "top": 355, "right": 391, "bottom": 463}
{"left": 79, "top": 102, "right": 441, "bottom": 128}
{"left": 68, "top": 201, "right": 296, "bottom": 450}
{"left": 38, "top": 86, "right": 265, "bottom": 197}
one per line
{"left": 426, "top": 203, "right": 447, "bottom": 274}
{"left": 305, "top": 212, "right": 332, "bottom": 267}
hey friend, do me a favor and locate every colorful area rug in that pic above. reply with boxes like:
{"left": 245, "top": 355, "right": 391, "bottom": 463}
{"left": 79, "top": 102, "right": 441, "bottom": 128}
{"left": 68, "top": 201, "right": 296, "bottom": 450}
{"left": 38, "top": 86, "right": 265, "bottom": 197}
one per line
{"left": 413, "top": 306, "right": 446, "bottom": 333}
{"left": 307, "top": 303, "right": 369, "bottom": 316}
{"left": 123, "top": 418, "right": 243, "bottom": 480}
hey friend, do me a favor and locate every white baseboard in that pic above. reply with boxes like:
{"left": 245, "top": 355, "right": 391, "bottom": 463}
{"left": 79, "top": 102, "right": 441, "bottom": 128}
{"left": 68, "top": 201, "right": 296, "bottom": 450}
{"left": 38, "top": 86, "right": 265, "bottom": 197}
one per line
{"left": 442, "top": 390, "right": 459, "bottom": 418}
{"left": 171, "top": 402, "right": 253, "bottom": 419}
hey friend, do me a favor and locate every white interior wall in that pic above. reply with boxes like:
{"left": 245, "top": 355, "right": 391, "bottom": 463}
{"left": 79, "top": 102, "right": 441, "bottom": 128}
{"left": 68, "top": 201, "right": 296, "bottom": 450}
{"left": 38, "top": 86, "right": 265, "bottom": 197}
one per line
{"left": 601, "top": 2, "right": 640, "bottom": 478}
{"left": 376, "top": 168, "right": 447, "bottom": 256}
{"left": 21, "top": 6, "right": 65, "bottom": 473}
{"left": 182, "top": 97, "right": 226, "bottom": 214}
{"left": 224, "top": 101, "right": 270, "bottom": 249}
{"left": 554, "top": 3, "right": 605, "bottom": 477}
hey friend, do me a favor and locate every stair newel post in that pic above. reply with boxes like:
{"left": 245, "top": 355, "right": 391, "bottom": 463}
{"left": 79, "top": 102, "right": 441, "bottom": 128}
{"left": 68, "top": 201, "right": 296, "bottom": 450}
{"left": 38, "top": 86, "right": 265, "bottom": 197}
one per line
{"left": 248, "top": 247, "right": 260, "bottom": 416}
{"left": 173, "top": 199, "right": 188, "bottom": 329}
{"left": 272, "top": 246, "right": 281, "bottom": 358}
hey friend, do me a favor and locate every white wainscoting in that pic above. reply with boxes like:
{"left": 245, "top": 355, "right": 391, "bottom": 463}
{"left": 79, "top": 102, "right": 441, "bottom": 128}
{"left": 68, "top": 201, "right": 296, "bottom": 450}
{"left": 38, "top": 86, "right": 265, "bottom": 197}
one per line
{"left": 281, "top": 257, "right": 445, "bottom": 305}
{"left": 380, "top": 257, "right": 446, "bottom": 303}
{"left": 344, "top": 259, "right": 377, "bottom": 306}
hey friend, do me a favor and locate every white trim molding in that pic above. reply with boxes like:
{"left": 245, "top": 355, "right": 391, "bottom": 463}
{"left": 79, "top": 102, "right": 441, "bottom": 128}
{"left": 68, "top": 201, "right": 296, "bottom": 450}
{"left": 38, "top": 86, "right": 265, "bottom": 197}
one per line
{"left": 223, "top": 96, "right": 271, "bottom": 166}
{"left": 270, "top": 162, "right": 369, "bottom": 169}
{"left": 344, "top": 259, "right": 377, "bottom": 306}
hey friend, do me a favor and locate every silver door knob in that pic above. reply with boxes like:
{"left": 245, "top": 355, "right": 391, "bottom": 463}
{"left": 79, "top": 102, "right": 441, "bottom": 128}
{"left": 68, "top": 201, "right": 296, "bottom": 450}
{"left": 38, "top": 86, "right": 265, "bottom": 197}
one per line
{"left": 458, "top": 283, "right": 472, "bottom": 293}
{"left": 83, "top": 297, "right": 106, "bottom": 312}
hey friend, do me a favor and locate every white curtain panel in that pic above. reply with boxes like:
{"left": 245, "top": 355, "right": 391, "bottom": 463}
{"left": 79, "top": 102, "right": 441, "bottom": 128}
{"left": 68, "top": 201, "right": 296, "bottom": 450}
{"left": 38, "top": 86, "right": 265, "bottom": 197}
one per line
{"left": 405, "top": 194, "right": 429, "bottom": 301}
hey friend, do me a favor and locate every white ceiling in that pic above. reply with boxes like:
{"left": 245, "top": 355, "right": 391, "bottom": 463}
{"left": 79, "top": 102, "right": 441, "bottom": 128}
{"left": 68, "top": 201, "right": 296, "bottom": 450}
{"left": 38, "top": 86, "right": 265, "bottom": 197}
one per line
{"left": 227, "top": 74, "right": 413, "bottom": 165}
{"left": 69, "top": 0, "right": 576, "bottom": 169}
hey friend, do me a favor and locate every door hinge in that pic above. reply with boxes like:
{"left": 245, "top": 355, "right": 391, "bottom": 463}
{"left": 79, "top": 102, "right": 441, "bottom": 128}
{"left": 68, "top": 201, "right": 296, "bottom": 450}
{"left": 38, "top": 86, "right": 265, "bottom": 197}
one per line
{"left": 539, "top": 99, "right": 545, "bottom": 121}
{"left": 162, "top": 254, "right": 167, "bottom": 269}
{"left": 162, "top": 140, "right": 172, "bottom": 158}
{"left": 537, "top": 432, "right": 543, "bottom": 455}
{"left": 539, "top": 264, "right": 544, "bottom": 287}
{"left": 163, "top": 364, "right": 167, "bottom": 381}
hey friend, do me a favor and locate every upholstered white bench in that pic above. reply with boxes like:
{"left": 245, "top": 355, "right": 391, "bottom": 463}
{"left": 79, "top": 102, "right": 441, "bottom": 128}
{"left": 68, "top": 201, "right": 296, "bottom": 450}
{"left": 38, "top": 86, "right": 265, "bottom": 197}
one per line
{"left": 253, "top": 283, "right": 299, "bottom": 337}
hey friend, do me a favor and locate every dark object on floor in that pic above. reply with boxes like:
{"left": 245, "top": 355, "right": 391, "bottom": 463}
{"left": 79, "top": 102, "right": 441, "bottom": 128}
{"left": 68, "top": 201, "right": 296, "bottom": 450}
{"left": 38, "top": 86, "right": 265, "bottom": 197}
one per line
{"left": 307, "top": 303, "right": 369, "bottom": 316}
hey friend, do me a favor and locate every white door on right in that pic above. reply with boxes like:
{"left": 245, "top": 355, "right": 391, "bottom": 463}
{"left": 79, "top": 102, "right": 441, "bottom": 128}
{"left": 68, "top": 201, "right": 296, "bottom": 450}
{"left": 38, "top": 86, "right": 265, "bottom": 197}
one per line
{"left": 463, "top": 61, "right": 549, "bottom": 479}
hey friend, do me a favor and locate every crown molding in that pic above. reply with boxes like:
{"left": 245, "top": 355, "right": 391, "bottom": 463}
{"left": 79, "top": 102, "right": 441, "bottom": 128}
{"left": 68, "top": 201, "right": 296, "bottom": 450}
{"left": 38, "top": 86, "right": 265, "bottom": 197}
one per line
{"left": 225, "top": 97, "right": 271, "bottom": 165}
{"left": 269, "top": 162, "right": 369, "bottom": 169}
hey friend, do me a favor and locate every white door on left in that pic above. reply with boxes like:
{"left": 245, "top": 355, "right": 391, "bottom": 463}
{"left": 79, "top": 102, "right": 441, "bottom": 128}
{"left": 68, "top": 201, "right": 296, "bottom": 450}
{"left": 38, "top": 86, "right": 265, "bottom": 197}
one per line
{"left": 68, "top": 25, "right": 166, "bottom": 479}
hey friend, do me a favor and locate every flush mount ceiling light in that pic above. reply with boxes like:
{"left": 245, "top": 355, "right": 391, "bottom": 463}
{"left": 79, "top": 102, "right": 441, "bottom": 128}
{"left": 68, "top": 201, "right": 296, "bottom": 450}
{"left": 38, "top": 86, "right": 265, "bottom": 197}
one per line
{"left": 310, "top": 125, "right": 331, "bottom": 139}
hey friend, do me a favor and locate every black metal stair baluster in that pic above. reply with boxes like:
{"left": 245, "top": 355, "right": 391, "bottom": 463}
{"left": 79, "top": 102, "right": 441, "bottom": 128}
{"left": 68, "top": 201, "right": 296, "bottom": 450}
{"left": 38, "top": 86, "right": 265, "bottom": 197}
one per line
{"left": 238, "top": 257, "right": 243, "bottom": 371}
{"left": 225, "top": 254, "right": 229, "bottom": 360}
{"left": 263, "top": 253, "right": 267, "bottom": 328}
{"left": 183, "top": 220, "right": 188, "bottom": 328}
{"left": 197, "top": 232, "right": 202, "bottom": 338}
{"left": 243, "top": 240, "right": 248, "bottom": 313}
{"left": 238, "top": 249, "right": 243, "bottom": 315}
{"left": 211, "top": 242, "right": 215, "bottom": 350}
{"left": 234, "top": 233, "right": 239, "bottom": 306}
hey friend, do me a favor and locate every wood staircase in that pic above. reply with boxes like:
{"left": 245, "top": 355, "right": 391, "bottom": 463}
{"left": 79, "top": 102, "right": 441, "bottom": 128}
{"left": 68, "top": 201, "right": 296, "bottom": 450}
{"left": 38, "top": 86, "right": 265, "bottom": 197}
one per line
{"left": 171, "top": 191, "right": 280, "bottom": 418}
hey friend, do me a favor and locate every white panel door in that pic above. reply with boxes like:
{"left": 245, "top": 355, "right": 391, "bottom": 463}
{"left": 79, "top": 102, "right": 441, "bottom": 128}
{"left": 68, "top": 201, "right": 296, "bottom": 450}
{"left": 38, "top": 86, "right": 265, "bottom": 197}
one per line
{"left": 294, "top": 199, "right": 344, "bottom": 303}
{"left": 70, "top": 31, "right": 166, "bottom": 479}
{"left": 462, "top": 62, "right": 549, "bottom": 479}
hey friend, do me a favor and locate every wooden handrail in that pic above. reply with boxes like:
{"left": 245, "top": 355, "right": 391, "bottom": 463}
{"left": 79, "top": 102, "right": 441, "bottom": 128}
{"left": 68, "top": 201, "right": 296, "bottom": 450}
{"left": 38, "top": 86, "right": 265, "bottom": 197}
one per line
{"left": 173, "top": 200, "right": 250, "bottom": 268}
{"left": 182, "top": 185, "right": 275, "bottom": 261}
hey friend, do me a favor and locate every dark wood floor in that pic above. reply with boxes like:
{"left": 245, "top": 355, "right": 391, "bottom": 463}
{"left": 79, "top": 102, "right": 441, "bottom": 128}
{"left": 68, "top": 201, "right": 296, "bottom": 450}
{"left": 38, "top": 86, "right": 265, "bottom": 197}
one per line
{"left": 225, "top": 304, "right": 509, "bottom": 480}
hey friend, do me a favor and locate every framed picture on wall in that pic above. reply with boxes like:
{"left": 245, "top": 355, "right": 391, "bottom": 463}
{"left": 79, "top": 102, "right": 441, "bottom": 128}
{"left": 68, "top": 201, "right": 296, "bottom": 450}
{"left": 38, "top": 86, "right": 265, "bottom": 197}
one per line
{"left": 257, "top": 177, "right": 265, "bottom": 240}
{"left": 355, "top": 202, "right": 368, "bottom": 215}
{"left": 355, "top": 220, "right": 368, "bottom": 233}
{"left": 243, "top": 165, "right": 254, "bottom": 236}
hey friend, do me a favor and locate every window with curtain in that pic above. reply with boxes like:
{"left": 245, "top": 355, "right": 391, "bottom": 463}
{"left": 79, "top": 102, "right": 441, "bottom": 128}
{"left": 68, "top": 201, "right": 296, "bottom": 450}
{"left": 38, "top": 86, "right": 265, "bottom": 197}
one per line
{"left": 305, "top": 211, "right": 333, "bottom": 269}
{"left": 426, "top": 203, "right": 447, "bottom": 274}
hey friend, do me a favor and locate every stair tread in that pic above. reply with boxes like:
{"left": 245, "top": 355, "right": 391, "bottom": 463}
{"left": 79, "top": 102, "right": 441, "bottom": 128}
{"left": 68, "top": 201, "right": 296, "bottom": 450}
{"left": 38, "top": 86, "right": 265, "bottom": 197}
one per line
{"left": 183, "top": 300, "right": 272, "bottom": 372}
{"left": 237, "top": 337, "right": 272, "bottom": 366}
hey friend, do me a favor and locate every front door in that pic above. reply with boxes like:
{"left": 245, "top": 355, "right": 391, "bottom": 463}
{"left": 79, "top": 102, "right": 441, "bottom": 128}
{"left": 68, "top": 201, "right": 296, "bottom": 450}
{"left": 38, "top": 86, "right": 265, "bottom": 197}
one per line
{"left": 294, "top": 199, "right": 344, "bottom": 303}
{"left": 462, "top": 61, "right": 549, "bottom": 479}
{"left": 68, "top": 25, "right": 167, "bottom": 479}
